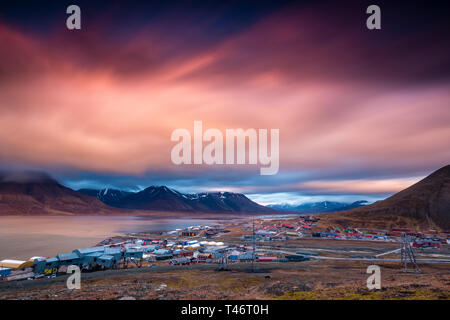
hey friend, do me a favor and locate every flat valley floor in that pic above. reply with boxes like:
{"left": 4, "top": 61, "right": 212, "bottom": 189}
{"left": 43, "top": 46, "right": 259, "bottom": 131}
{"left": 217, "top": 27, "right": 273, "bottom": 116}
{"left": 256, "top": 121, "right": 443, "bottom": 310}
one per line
{"left": 1, "top": 217, "right": 449, "bottom": 300}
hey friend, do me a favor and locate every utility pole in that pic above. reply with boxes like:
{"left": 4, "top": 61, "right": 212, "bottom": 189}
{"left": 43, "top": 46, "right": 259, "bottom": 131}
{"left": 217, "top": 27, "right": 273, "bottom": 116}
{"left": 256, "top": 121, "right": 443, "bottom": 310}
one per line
{"left": 218, "top": 253, "right": 228, "bottom": 271}
{"left": 252, "top": 216, "right": 256, "bottom": 272}
{"left": 400, "top": 233, "right": 420, "bottom": 273}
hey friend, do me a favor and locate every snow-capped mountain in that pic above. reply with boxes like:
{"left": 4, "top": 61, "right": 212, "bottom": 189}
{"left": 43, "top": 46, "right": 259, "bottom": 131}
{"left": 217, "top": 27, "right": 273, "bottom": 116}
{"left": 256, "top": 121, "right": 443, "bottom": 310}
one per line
{"left": 77, "top": 188, "right": 133, "bottom": 207}
{"left": 79, "top": 186, "right": 274, "bottom": 213}
{"left": 269, "top": 200, "right": 369, "bottom": 213}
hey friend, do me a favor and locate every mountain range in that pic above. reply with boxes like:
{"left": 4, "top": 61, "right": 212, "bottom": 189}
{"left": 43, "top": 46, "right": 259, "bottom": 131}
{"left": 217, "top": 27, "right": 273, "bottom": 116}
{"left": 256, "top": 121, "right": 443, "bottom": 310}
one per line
{"left": 269, "top": 200, "right": 369, "bottom": 213}
{"left": 78, "top": 186, "right": 274, "bottom": 213}
{"left": 0, "top": 171, "right": 273, "bottom": 215}
{"left": 0, "top": 165, "right": 448, "bottom": 230}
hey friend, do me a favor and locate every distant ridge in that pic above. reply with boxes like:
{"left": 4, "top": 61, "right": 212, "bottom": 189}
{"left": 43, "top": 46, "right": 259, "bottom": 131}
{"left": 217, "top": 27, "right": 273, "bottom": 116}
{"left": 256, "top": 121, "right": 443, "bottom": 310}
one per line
{"left": 269, "top": 200, "right": 368, "bottom": 213}
{"left": 323, "top": 165, "right": 450, "bottom": 230}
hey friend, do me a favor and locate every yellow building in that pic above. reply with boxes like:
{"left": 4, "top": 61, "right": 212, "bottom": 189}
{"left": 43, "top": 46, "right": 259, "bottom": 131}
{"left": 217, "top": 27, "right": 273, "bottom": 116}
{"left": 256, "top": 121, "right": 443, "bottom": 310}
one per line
{"left": 0, "top": 257, "right": 44, "bottom": 270}
{"left": 182, "top": 231, "right": 198, "bottom": 237}
{"left": 0, "top": 259, "right": 32, "bottom": 270}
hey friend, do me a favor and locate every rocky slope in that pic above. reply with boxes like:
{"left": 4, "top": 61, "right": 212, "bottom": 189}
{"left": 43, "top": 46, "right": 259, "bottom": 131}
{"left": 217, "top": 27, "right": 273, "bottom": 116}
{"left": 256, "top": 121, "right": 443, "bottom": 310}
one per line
{"left": 323, "top": 165, "right": 450, "bottom": 230}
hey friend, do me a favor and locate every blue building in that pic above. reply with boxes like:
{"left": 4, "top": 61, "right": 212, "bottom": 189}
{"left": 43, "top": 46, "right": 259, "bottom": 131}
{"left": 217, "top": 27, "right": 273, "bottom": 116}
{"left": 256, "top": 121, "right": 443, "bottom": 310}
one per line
{"left": 155, "top": 254, "right": 173, "bottom": 261}
{"left": 124, "top": 248, "right": 144, "bottom": 259}
{"left": 97, "top": 255, "right": 115, "bottom": 268}
{"left": 104, "top": 247, "right": 124, "bottom": 259}
{"left": 153, "top": 249, "right": 171, "bottom": 255}
{"left": 33, "top": 257, "right": 60, "bottom": 274}
{"left": 239, "top": 252, "right": 254, "bottom": 262}
{"left": 56, "top": 252, "right": 81, "bottom": 266}
{"left": 0, "top": 267, "right": 11, "bottom": 278}
{"left": 82, "top": 252, "right": 105, "bottom": 266}
{"left": 73, "top": 246, "right": 105, "bottom": 257}
{"left": 32, "top": 245, "right": 143, "bottom": 274}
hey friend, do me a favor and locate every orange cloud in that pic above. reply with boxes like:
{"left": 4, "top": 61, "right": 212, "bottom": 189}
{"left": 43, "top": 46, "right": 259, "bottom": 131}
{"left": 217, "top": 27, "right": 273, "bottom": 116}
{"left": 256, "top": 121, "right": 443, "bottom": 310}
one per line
{"left": 0, "top": 3, "right": 449, "bottom": 183}
{"left": 295, "top": 177, "right": 422, "bottom": 195}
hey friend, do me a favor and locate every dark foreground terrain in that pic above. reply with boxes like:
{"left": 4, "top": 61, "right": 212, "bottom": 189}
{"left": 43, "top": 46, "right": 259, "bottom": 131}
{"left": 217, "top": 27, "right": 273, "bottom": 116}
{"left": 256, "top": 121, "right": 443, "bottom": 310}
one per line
{"left": 1, "top": 259, "right": 448, "bottom": 300}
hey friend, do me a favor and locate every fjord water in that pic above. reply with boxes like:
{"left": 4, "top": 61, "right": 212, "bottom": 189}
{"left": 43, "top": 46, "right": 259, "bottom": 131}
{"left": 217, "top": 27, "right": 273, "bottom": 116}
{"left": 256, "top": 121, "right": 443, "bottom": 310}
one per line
{"left": 0, "top": 216, "right": 218, "bottom": 260}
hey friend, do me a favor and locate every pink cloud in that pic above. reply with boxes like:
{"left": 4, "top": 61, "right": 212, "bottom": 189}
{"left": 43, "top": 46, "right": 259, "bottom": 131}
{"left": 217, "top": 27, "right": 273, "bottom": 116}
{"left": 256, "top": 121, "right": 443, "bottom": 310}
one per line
{"left": 0, "top": 3, "right": 449, "bottom": 195}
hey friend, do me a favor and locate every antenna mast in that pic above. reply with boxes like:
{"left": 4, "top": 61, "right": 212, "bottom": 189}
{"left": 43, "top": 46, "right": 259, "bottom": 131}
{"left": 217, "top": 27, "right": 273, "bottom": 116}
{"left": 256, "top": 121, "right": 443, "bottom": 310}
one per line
{"left": 400, "top": 233, "right": 420, "bottom": 273}
{"left": 252, "top": 216, "right": 256, "bottom": 272}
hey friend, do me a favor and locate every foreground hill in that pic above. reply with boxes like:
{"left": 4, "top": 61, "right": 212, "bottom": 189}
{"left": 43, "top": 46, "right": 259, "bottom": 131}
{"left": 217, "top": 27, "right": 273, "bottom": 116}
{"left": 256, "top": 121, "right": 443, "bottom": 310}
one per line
{"left": 79, "top": 186, "right": 274, "bottom": 213}
{"left": 0, "top": 172, "right": 116, "bottom": 215}
{"left": 322, "top": 165, "right": 450, "bottom": 230}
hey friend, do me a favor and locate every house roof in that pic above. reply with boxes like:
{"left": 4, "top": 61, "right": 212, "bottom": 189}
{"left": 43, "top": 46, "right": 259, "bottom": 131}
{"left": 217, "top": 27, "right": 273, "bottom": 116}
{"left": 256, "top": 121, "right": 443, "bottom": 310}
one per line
{"left": 153, "top": 249, "right": 171, "bottom": 255}
{"left": 57, "top": 252, "right": 80, "bottom": 261}
{"left": 172, "top": 258, "right": 190, "bottom": 263}
{"left": 99, "top": 255, "right": 114, "bottom": 261}
{"left": 0, "top": 259, "right": 32, "bottom": 269}
{"left": 105, "top": 247, "right": 122, "bottom": 253}
{"left": 74, "top": 246, "right": 105, "bottom": 255}
{"left": 29, "top": 256, "right": 46, "bottom": 261}
{"left": 86, "top": 252, "right": 104, "bottom": 258}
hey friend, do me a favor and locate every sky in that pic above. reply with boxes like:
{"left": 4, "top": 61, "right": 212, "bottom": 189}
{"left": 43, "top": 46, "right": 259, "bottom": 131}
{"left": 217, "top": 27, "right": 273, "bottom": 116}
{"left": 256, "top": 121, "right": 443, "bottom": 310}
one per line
{"left": 0, "top": 0, "right": 449, "bottom": 205}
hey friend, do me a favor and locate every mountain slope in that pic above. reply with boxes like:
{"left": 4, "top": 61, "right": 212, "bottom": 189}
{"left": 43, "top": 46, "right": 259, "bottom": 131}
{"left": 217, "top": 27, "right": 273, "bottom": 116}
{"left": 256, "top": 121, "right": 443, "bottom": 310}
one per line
{"left": 323, "top": 165, "right": 450, "bottom": 230}
{"left": 113, "top": 186, "right": 194, "bottom": 211}
{"left": 78, "top": 188, "right": 133, "bottom": 207}
{"left": 0, "top": 172, "right": 117, "bottom": 215}
{"left": 79, "top": 187, "right": 274, "bottom": 213}
{"left": 191, "top": 192, "right": 274, "bottom": 213}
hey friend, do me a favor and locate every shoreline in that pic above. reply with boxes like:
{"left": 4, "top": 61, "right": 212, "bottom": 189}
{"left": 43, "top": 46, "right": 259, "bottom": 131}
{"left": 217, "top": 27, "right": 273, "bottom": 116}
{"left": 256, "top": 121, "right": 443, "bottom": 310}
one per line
{"left": 0, "top": 215, "right": 231, "bottom": 260}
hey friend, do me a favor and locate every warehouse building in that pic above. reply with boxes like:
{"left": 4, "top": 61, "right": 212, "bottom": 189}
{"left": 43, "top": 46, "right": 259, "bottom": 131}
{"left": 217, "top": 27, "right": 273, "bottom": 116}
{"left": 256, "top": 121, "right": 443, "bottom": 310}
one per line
{"left": 30, "top": 245, "right": 144, "bottom": 275}
{"left": 239, "top": 252, "right": 255, "bottom": 262}
{"left": 73, "top": 246, "right": 105, "bottom": 257}
{"left": 182, "top": 230, "right": 198, "bottom": 237}
{"left": 124, "top": 248, "right": 144, "bottom": 259}
{"left": 82, "top": 252, "right": 104, "bottom": 265}
{"left": 155, "top": 254, "right": 173, "bottom": 261}
{"left": 33, "top": 257, "right": 58, "bottom": 274}
{"left": 57, "top": 252, "right": 81, "bottom": 266}
{"left": 0, "top": 259, "right": 33, "bottom": 270}
{"left": 170, "top": 258, "right": 191, "bottom": 265}
{"left": 104, "top": 247, "right": 123, "bottom": 259}
{"left": 285, "top": 255, "right": 310, "bottom": 262}
{"left": 0, "top": 267, "right": 12, "bottom": 278}
{"left": 97, "top": 255, "right": 115, "bottom": 268}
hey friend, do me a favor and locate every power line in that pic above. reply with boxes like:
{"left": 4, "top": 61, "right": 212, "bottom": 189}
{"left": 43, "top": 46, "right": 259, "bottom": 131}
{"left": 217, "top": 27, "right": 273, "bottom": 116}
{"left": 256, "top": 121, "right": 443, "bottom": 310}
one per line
{"left": 251, "top": 216, "right": 256, "bottom": 272}
{"left": 400, "top": 233, "right": 421, "bottom": 273}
